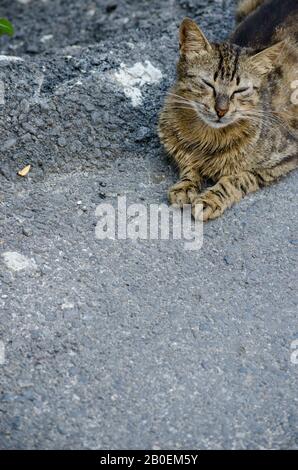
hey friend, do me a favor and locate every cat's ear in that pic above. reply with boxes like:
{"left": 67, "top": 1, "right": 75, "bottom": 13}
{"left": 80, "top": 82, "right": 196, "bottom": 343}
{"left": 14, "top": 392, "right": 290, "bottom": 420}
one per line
{"left": 179, "top": 18, "right": 212, "bottom": 56}
{"left": 249, "top": 41, "right": 285, "bottom": 74}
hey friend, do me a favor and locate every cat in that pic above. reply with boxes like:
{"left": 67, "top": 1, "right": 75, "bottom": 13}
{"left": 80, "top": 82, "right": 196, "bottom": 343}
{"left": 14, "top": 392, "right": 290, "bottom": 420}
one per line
{"left": 158, "top": 0, "right": 298, "bottom": 221}
{"left": 236, "top": 0, "right": 266, "bottom": 23}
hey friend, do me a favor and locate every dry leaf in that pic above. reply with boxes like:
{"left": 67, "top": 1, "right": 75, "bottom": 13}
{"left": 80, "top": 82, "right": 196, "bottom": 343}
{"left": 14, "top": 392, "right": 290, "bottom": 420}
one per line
{"left": 18, "top": 164, "right": 31, "bottom": 177}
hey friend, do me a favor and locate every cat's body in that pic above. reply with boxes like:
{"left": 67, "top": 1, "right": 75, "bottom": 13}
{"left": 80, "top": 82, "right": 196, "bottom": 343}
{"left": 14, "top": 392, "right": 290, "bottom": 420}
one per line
{"left": 158, "top": 0, "right": 298, "bottom": 221}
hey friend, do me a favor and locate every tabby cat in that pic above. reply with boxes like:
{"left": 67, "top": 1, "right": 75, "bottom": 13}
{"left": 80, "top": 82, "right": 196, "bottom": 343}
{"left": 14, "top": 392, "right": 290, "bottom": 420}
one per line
{"left": 158, "top": 0, "right": 298, "bottom": 221}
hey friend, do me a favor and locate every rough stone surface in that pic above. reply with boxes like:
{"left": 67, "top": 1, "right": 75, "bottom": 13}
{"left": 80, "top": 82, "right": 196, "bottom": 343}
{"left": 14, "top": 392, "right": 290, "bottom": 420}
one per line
{"left": 0, "top": 0, "right": 297, "bottom": 450}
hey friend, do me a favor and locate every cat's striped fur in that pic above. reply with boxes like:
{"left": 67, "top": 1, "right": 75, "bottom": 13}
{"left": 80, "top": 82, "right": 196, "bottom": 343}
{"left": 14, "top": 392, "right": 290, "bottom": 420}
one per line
{"left": 158, "top": 0, "right": 297, "bottom": 221}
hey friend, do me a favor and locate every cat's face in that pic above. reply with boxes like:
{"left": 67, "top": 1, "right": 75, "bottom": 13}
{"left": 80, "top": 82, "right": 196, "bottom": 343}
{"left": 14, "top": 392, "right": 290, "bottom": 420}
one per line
{"left": 178, "top": 56, "right": 261, "bottom": 129}
{"left": 176, "top": 18, "right": 284, "bottom": 129}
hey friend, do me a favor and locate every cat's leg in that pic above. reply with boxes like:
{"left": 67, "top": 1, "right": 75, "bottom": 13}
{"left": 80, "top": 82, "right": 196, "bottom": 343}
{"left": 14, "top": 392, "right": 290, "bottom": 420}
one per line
{"left": 236, "top": 0, "right": 265, "bottom": 22}
{"left": 169, "top": 167, "right": 202, "bottom": 208}
{"left": 192, "top": 158, "right": 298, "bottom": 221}
{"left": 192, "top": 171, "right": 260, "bottom": 221}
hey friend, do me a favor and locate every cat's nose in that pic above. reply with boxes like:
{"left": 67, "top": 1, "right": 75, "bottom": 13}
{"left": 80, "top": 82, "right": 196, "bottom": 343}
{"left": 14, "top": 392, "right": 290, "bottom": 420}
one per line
{"left": 215, "top": 95, "right": 229, "bottom": 118}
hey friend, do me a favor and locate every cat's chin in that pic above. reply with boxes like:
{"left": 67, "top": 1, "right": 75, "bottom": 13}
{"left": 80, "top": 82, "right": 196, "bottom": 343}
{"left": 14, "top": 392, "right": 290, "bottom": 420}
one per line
{"left": 196, "top": 111, "right": 238, "bottom": 129}
{"left": 199, "top": 116, "right": 236, "bottom": 129}
{"left": 207, "top": 121, "right": 233, "bottom": 129}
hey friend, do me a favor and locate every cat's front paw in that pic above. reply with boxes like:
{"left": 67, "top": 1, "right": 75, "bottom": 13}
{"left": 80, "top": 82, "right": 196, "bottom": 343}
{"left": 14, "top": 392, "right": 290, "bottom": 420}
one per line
{"left": 191, "top": 194, "right": 224, "bottom": 222}
{"left": 168, "top": 181, "right": 199, "bottom": 207}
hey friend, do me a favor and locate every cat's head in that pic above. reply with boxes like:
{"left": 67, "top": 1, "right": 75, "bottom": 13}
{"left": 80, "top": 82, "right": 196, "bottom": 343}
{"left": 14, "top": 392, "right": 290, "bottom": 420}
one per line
{"left": 175, "top": 18, "right": 284, "bottom": 129}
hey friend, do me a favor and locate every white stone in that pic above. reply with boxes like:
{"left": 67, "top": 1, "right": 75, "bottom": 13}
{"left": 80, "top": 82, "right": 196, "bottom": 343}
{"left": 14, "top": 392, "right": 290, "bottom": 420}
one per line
{"left": 114, "top": 60, "right": 162, "bottom": 107}
{"left": 61, "top": 302, "right": 75, "bottom": 310}
{"left": 0, "top": 56, "right": 24, "bottom": 62}
{"left": 2, "top": 251, "right": 37, "bottom": 272}
{"left": 40, "top": 34, "right": 53, "bottom": 43}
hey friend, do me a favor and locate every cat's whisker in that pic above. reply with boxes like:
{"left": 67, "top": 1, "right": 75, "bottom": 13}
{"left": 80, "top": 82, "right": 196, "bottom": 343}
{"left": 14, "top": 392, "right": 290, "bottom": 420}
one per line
{"left": 167, "top": 94, "right": 202, "bottom": 111}
{"left": 170, "top": 100, "right": 196, "bottom": 108}
{"left": 167, "top": 92, "right": 195, "bottom": 104}
{"left": 170, "top": 99, "right": 195, "bottom": 106}
{"left": 172, "top": 106, "right": 197, "bottom": 111}
{"left": 244, "top": 111, "right": 298, "bottom": 139}
{"left": 167, "top": 92, "right": 192, "bottom": 100}
{"left": 244, "top": 110, "right": 291, "bottom": 122}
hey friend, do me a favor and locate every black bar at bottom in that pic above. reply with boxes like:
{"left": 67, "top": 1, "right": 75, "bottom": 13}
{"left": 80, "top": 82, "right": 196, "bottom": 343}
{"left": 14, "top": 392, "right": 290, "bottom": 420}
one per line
{"left": 0, "top": 450, "right": 297, "bottom": 465}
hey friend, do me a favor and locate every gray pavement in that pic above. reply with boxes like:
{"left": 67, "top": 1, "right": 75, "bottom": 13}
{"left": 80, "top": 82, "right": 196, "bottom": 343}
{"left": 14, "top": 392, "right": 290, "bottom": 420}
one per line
{"left": 0, "top": 0, "right": 297, "bottom": 449}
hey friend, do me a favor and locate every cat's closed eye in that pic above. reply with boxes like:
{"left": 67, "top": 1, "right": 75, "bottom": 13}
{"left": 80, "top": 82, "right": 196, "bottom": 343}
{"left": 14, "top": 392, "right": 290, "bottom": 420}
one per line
{"left": 201, "top": 78, "right": 215, "bottom": 89}
{"left": 200, "top": 78, "right": 216, "bottom": 95}
{"left": 231, "top": 87, "right": 252, "bottom": 98}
